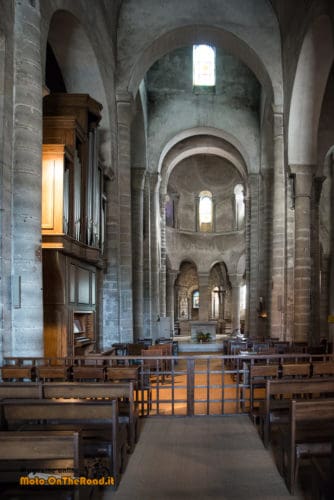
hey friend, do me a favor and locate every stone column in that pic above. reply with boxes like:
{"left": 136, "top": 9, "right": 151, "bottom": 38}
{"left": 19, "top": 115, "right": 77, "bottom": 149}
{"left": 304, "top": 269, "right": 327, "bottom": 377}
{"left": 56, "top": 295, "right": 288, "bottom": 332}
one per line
{"left": 9, "top": 0, "right": 43, "bottom": 356}
{"left": 116, "top": 92, "right": 135, "bottom": 342}
{"left": 143, "top": 174, "right": 152, "bottom": 337}
{"left": 320, "top": 255, "right": 329, "bottom": 340}
{"left": 159, "top": 192, "right": 167, "bottom": 317}
{"left": 166, "top": 270, "right": 178, "bottom": 335}
{"left": 149, "top": 173, "right": 161, "bottom": 340}
{"left": 198, "top": 273, "right": 210, "bottom": 321}
{"left": 270, "top": 109, "right": 286, "bottom": 340}
{"left": 311, "top": 176, "right": 325, "bottom": 345}
{"left": 230, "top": 274, "right": 243, "bottom": 332}
{"left": 247, "top": 174, "right": 261, "bottom": 335}
{"left": 290, "top": 164, "right": 313, "bottom": 342}
{"left": 131, "top": 168, "right": 146, "bottom": 341}
{"left": 329, "top": 158, "right": 334, "bottom": 347}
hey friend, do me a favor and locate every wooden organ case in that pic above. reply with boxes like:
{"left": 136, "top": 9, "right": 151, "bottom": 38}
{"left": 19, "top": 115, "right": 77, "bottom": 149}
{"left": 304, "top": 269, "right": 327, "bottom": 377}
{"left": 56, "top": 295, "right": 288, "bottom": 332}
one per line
{"left": 41, "top": 94, "right": 105, "bottom": 357}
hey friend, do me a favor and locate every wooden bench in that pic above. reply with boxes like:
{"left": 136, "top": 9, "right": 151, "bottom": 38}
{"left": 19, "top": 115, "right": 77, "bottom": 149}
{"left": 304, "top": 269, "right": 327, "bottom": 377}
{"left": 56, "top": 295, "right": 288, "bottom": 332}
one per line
{"left": 249, "top": 363, "right": 280, "bottom": 419}
{"left": 279, "top": 399, "right": 334, "bottom": 494}
{"left": 0, "top": 430, "right": 83, "bottom": 483}
{"left": 43, "top": 381, "right": 139, "bottom": 453}
{"left": 310, "top": 448, "right": 334, "bottom": 500}
{"left": 261, "top": 378, "right": 334, "bottom": 448}
{"left": 0, "top": 382, "right": 42, "bottom": 399}
{"left": 0, "top": 398, "right": 127, "bottom": 487}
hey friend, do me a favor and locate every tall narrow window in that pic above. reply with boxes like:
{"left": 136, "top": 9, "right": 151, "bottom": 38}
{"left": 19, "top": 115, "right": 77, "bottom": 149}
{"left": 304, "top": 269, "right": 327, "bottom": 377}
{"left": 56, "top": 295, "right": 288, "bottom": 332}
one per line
{"left": 192, "top": 290, "right": 199, "bottom": 309}
{"left": 193, "top": 45, "right": 216, "bottom": 88}
{"left": 234, "top": 184, "right": 245, "bottom": 229}
{"left": 199, "top": 190, "right": 213, "bottom": 232}
{"left": 211, "top": 287, "right": 220, "bottom": 319}
{"left": 165, "top": 194, "right": 174, "bottom": 228}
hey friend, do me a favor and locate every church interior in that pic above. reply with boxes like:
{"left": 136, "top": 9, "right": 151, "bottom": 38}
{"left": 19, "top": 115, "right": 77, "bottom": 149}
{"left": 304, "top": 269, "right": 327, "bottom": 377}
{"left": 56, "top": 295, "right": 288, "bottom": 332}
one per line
{"left": 1, "top": 0, "right": 334, "bottom": 498}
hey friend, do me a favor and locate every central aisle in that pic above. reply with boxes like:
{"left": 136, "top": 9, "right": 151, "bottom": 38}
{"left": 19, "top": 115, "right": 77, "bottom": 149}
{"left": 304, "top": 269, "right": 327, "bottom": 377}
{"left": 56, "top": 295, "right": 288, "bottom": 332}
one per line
{"left": 102, "top": 415, "right": 308, "bottom": 500}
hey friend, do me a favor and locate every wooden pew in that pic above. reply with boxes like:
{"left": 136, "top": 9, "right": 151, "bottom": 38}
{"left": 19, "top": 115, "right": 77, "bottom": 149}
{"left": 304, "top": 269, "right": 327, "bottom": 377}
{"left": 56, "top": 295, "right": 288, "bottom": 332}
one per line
{"left": 261, "top": 378, "right": 334, "bottom": 448}
{"left": 0, "top": 398, "right": 127, "bottom": 487}
{"left": 280, "top": 399, "right": 334, "bottom": 494}
{"left": 0, "top": 430, "right": 83, "bottom": 483}
{"left": 249, "top": 363, "right": 280, "bottom": 421}
{"left": 43, "top": 382, "right": 139, "bottom": 453}
{"left": 0, "top": 383, "right": 42, "bottom": 399}
{"left": 310, "top": 446, "right": 334, "bottom": 500}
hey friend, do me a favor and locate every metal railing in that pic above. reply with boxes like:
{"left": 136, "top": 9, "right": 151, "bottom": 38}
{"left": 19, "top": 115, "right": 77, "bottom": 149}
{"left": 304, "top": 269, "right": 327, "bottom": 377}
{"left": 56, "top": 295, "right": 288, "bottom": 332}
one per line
{"left": 2, "top": 353, "right": 334, "bottom": 417}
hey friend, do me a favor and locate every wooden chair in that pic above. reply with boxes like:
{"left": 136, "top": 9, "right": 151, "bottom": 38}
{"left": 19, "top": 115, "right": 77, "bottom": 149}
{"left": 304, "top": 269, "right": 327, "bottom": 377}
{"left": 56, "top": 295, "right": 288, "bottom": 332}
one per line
{"left": 312, "top": 362, "right": 334, "bottom": 377}
{"left": 281, "top": 363, "right": 311, "bottom": 378}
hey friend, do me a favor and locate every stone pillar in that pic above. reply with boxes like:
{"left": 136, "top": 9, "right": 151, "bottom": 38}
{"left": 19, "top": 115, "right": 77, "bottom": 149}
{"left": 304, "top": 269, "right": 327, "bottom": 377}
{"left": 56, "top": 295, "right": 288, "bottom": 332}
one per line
{"left": 131, "top": 168, "right": 146, "bottom": 341}
{"left": 320, "top": 255, "right": 329, "bottom": 340}
{"left": 311, "top": 176, "right": 325, "bottom": 345}
{"left": 143, "top": 174, "right": 152, "bottom": 337}
{"left": 166, "top": 270, "right": 178, "bottom": 335}
{"left": 159, "top": 192, "right": 167, "bottom": 317}
{"left": 198, "top": 273, "right": 210, "bottom": 321}
{"left": 116, "top": 92, "right": 134, "bottom": 342}
{"left": 247, "top": 174, "right": 261, "bottom": 334}
{"left": 270, "top": 109, "right": 286, "bottom": 340}
{"left": 9, "top": 0, "right": 43, "bottom": 356}
{"left": 149, "top": 173, "right": 161, "bottom": 340}
{"left": 290, "top": 164, "right": 313, "bottom": 342}
{"left": 329, "top": 158, "right": 334, "bottom": 347}
{"left": 230, "top": 274, "right": 243, "bottom": 332}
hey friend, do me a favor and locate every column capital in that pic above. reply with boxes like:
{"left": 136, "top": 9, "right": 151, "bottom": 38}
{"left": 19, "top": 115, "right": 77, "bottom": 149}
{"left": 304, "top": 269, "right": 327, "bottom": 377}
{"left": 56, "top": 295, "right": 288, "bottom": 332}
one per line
{"left": 167, "top": 269, "right": 179, "bottom": 285}
{"left": 131, "top": 168, "right": 146, "bottom": 191}
{"left": 148, "top": 171, "right": 161, "bottom": 193}
{"left": 116, "top": 91, "right": 135, "bottom": 125}
{"left": 313, "top": 176, "right": 326, "bottom": 204}
{"left": 229, "top": 274, "right": 243, "bottom": 287}
{"left": 289, "top": 164, "right": 314, "bottom": 197}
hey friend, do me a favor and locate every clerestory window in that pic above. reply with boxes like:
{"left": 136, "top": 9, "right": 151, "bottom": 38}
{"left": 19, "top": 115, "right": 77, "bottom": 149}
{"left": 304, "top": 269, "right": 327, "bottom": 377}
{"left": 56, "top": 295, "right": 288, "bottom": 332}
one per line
{"left": 198, "top": 190, "right": 213, "bottom": 232}
{"left": 193, "top": 44, "right": 216, "bottom": 92}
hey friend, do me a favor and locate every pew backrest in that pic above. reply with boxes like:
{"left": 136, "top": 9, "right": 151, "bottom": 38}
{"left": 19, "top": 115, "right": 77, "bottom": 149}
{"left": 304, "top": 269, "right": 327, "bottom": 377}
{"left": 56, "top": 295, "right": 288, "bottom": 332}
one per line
{"left": 263, "top": 378, "right": 334, "bottom": 447}
{"left": 0, "top": 383, "right": 42, "bottom": 399}
{"left": 0, "top": 430, "right": 83, "bottom": 479}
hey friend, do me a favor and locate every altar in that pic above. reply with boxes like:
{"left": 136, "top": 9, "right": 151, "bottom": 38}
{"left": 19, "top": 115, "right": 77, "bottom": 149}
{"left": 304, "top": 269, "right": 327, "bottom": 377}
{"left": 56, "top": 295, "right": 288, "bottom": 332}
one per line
{"left": 190, "top": 321, "right": 217, "bottom": 341}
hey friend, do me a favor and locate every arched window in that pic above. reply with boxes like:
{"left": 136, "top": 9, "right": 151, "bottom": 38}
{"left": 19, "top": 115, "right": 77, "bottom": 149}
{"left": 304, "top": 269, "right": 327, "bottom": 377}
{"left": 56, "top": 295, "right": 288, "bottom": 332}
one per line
{"left": 165, "top": 194, "right": 174, "bottom": 228}
{"left": 193, "top": 44, "right": 216, "bottom": 87}
{"left": 199, "top": 190, "right": 213, "bottom": 232}
{"left": 234, "top": 184, "right": 245, "bottom": 229}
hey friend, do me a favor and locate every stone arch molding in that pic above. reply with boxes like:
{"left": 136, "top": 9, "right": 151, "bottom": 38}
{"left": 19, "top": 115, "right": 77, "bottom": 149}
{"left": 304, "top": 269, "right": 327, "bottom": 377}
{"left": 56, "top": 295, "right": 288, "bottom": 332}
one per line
{"left": 159, "top": 129, "right": 250, "bottom": 195}
{"left": 288, "top": 15, "right": 334, "bottom": 165}
{"left": 117, "top": 0, "right": 282, "bottom": 105}
{"left": 44, "top": 9, "right": 112, "bottom": 167}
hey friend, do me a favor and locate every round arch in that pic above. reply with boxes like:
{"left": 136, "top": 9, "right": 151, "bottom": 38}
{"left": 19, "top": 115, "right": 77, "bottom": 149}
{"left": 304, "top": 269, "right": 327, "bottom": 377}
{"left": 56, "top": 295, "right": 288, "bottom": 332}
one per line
{"left": 122, "top": 24, "right": 279, "bottom": 105}
{"left": 159, "top": 131, "right": 249, "bottom": 195}
{"left": 288, "top": 15, "right": 334, "bottom": 165}
{"left": 45, "top": 9, "right": 112, "bottom": 166}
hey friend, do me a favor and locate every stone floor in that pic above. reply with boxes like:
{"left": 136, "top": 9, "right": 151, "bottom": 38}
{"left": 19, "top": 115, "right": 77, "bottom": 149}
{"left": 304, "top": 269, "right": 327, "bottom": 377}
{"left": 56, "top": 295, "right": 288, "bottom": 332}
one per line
{"left": 102, "top": 415, "right": 312, "bottom": 500}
